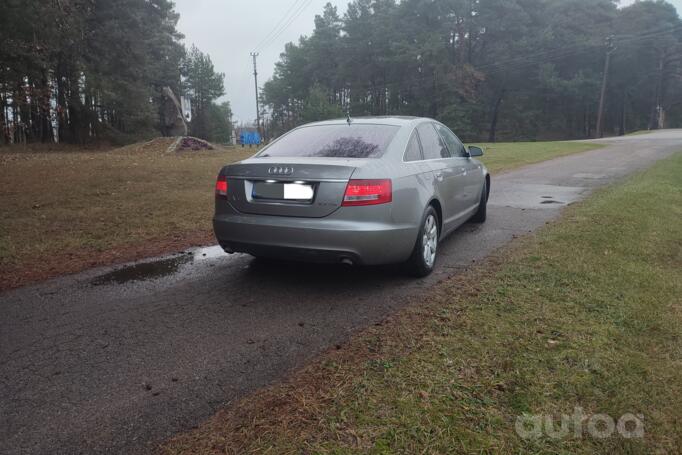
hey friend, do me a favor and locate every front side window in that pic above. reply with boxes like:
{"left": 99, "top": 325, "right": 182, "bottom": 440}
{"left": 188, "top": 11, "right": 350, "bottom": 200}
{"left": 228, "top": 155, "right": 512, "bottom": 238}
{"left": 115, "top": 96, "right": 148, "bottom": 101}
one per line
{"left": 404, "top": 131, "right": 423, "bottom": 162}
{"left": 417, "top": 123, "right": 450, "bottom": 160}
{"left": 435, "top": 124, "right": 467, "bottom": 158}
{"left": 257, "top": 124, "right": 400, "bottom": 159}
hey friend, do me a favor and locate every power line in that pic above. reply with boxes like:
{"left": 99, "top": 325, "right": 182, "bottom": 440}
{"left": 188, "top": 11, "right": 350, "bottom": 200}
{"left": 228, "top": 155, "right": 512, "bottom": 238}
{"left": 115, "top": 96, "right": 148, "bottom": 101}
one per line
{"left": 613, "top": 23, "right": 682, "bottom": 40}
{"left": 228, "top": 0, "right": 306, "bottom": 107}
{"left": 230, "top": 0, "right": 313, "bottom": 124}
{"left": 255, "top": 0, "right": 315, "bottom": 52}
{"left": 254, "top": 0, "right": 307, "bottom": 52}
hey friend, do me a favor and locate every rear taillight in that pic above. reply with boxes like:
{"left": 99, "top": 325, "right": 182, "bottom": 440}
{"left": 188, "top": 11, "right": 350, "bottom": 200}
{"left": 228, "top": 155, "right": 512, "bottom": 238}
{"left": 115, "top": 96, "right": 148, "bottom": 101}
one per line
{"left": 342, "top": 179, "right": 392, "bottom": 206}
{"left": 215, "top": 175, "right": 228, "bottom": 199}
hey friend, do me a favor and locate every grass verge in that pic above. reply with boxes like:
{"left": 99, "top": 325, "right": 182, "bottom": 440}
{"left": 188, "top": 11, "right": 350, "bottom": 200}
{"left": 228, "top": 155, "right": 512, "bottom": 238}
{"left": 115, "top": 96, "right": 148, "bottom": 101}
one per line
{"left": 625, "top": 130, "right": 654, "bottom": 136}
{"left": 0, "top": 139, "right": 600, "bottom": 290}
{"left": 475, "top": 141, "right": 603, "bottom": 174}
{"left": 159, "top": 152, "right": 681, "bottom": 454}
{"left": 0, "top": 139, "right": 255, "bottom": 289}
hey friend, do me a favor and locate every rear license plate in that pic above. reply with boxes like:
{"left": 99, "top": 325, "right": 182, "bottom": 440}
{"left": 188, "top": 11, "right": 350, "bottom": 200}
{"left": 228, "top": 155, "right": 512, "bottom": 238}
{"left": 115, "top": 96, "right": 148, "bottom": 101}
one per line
{"left": 252, "top": 182, "right": 314, "bottom": 201}
{"left": 284, "top": 183, "right": 314, "bottom": 200}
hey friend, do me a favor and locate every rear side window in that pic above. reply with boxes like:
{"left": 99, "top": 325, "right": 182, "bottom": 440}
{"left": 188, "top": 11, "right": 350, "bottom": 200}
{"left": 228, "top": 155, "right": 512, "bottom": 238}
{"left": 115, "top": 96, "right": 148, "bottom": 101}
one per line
{"left": 404, "top": 131, "right": 423, "bottom": 162}
{"left": 417, "top": 123, "right": 450, "bottom": 159}
{"left": 435, "top": 124, "right": 467, "bottom": 158}
{"left": 257, "top": 124, "right": 400, "bottom": 159}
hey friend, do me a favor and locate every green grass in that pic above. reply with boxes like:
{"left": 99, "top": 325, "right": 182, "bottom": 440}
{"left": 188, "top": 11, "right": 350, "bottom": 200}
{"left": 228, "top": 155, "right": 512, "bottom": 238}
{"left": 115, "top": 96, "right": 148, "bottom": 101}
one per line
{"left": 0, "top": 139, "right": 601, "bottom": 289}
{"left": 160, "top": 153, "right": 682, "bottom": 454}
{"left": 474, "top": 141, "right": 603, "bottom": 174}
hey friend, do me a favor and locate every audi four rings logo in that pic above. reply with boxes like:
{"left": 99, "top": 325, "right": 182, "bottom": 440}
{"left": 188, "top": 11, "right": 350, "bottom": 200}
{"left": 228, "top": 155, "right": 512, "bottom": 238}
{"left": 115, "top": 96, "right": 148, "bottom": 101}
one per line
{"left": 268, "top": 166, "right": 294, "bottom": 175}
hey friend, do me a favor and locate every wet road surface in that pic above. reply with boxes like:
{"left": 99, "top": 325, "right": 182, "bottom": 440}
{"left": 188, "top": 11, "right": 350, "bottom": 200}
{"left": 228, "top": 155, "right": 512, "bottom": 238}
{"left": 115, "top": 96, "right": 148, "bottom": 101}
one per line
{"left": 1, "top": 130, "right": 680, "bottom": 454}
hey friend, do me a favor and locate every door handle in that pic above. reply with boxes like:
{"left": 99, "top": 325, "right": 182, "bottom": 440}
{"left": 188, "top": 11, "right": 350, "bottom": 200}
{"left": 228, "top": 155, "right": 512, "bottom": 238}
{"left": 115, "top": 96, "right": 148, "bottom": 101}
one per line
{"left": 435, "top": 172, "right": 444, "bottom": 181}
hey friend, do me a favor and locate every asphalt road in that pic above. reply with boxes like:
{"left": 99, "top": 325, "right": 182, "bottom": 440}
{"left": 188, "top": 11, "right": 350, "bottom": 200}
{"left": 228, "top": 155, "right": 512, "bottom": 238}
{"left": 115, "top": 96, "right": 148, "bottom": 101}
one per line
{"left": 1, "top": 130, "right": 680, "bottom": 455}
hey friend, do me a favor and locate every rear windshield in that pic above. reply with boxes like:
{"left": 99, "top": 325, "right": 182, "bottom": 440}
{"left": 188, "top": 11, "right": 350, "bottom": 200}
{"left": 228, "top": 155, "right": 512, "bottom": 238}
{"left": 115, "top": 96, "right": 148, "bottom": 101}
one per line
{"left": 257, "top": 124, "right": 400, "bottom": 159}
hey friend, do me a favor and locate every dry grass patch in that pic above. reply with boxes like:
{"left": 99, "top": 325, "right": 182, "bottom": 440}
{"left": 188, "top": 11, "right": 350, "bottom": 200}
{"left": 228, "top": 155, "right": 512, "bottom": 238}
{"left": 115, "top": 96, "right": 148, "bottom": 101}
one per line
{"left": 0, "top": 139, "right": 255, "bottom": 289}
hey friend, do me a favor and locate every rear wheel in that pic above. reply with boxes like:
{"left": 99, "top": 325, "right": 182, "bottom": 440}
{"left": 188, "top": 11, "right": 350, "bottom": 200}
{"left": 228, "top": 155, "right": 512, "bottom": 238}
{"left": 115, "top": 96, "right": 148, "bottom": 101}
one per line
{"left": 405, "top": 206, "right": 439, "bottom": 277}
{"left": 470, "top": 179, "right": 488, "bottom": 223}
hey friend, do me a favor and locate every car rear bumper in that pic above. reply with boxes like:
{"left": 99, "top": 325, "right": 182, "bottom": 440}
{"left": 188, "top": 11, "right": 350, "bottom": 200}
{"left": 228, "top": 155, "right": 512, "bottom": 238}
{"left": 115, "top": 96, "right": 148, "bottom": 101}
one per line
{"left": 213, "top": 208, "right": 418, "bottom": 265}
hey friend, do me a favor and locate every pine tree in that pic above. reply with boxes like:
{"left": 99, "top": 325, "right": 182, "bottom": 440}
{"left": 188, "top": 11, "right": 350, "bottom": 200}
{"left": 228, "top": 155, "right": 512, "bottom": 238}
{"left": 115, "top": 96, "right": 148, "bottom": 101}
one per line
{"left": 183, "top": 46, "right": 226, "bottom": 140}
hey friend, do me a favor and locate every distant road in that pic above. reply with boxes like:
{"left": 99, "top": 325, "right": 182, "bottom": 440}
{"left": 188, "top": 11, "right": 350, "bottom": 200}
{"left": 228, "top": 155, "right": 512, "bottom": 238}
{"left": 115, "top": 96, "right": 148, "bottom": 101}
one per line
{"left": 1, "top": 130, "right": 680, "bottom": 455}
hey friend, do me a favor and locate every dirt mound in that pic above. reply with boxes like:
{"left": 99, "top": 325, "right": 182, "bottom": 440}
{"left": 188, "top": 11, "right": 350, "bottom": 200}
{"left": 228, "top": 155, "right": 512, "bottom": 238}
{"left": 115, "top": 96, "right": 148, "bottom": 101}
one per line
{"left": 165, "top": 136, "right": 217, "bottom": 153}
{"left": 114, "top": 136, "right": 222, "bottom": 155}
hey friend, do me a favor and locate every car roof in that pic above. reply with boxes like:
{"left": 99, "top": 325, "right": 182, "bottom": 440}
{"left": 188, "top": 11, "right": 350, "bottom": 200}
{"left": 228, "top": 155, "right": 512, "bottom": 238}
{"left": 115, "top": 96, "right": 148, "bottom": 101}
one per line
{"left": 303, "top": 116, "right": 428, "bottom": 128}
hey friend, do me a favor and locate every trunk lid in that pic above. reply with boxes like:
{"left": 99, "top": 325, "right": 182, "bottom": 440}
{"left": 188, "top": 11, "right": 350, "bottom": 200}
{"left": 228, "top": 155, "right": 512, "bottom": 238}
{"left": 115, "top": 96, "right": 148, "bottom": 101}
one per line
{"left": 224, "top": 158, "right": 364, "bottom": 218}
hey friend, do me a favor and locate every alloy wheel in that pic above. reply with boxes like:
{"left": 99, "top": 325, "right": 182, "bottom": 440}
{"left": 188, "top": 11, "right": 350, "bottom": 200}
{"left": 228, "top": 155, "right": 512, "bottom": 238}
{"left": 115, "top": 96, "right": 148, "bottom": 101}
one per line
{"left": 422, "top": 214, "right": 438, "bottom": 268}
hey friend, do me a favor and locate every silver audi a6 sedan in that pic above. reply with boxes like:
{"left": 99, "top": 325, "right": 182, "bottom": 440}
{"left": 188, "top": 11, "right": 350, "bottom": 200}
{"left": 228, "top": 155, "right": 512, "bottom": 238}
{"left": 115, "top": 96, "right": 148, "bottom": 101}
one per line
{"left": 213, "top": 116, "right": 489, "bottom": 276}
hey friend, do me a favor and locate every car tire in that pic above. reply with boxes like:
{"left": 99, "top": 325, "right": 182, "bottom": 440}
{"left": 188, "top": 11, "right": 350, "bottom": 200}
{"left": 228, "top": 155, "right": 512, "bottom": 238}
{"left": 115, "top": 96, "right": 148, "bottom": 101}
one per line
{"left": 405, "top": 206, "right": 440, "bottom": 277}
{"left": 470, "top": 179, "right": 488, "bottom": 223}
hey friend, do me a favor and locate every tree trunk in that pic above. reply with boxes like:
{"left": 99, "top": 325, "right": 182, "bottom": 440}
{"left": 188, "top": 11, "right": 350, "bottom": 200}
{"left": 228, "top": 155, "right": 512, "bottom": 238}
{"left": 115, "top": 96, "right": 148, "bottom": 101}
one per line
{"left": 41, "top": 70, "right": 54, "bottom": 143}
{"left": 429, "top": 71, "right": 438, "bottom": 118}
{"left": 56, "top": 61, "right": 67, "bottom": 143}
{"left": 583, "top": 104, "right": 592, "bottom": 138}
{"left": 67, "top": 75, "right": 85, "bottom": 144}
{"left": 84, "top": 81, "right": 93, "bottom": 141}
{"left": 466, "top": 0, "right": 474, "bottom": 64}
{"left": 618, "top": 91, "right": 626, "bottom": 136}
{"left": 0, "top": 92, "right": 6, "bottom": 145}
{"left": 488, "top": 90, "right": 505, "bottom": 143}
{"left": 648, "top": 55, "right": 664, "bottom": 130}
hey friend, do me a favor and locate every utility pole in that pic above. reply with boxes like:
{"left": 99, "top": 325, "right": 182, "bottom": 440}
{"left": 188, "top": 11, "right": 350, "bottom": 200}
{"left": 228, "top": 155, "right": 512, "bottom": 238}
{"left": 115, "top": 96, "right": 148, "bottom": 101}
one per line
{"left": 595, "top": 36, "right": 616, "bottom": 138}
{"left": 650, "top": 54, "right": 665, "bottom": 130}
{"left": 250, "top": 52, "right": 261, "bottom": 138}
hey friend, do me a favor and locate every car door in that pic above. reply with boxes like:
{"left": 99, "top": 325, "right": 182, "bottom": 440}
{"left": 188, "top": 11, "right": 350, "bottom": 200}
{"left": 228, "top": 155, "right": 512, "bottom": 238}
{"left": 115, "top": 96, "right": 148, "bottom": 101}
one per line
{"left": 434, "top": 123, "right": 482, "bottom": 214}
{"left": 416, "top": 122, "right": 462, "bottom": 231}
{"left": 400, "top": 129, "right": 439, "bottom": 227}
{"left": 403, "top": 127, "right": 434, "bottom": 184}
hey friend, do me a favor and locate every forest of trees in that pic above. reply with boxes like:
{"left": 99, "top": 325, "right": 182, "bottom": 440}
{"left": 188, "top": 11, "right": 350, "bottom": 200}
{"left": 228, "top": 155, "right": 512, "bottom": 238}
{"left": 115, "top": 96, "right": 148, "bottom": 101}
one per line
{"left": 0, "top": 0, "right": 231, "bottom": 145}
{"left": 263, "top": 0, "right": 682, "bottom": 142}
{"left": 2, "top": 0, "right": 680, "bottom": 145}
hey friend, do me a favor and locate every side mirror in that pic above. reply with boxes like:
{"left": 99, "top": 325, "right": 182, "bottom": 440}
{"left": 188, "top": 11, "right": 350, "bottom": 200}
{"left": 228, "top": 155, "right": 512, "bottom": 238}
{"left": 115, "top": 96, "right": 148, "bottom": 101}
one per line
{"left": 468, "top": 145, "right": 484, "bottom": 157}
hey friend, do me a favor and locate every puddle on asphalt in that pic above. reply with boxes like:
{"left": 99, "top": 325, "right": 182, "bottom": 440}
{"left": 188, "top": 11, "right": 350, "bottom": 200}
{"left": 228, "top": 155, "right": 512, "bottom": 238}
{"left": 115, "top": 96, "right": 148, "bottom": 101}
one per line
{"left": 90, "top": 246, "right": 227, "bottom": 286}
{"left": 540, "top": 200, "right": 564, "bottom": 205}
{"left": 91, "top": 256, "right": 192, "bottom": 286}
{"left": 492, "top": 184, "right": 584, "bottom": 210}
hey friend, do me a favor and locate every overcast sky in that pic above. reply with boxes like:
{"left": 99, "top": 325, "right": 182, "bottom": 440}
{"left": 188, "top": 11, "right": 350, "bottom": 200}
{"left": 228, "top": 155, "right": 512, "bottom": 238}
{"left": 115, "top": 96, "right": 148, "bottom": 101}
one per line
{"left": 173, "top": 0, "right": 681, "bottom": 124}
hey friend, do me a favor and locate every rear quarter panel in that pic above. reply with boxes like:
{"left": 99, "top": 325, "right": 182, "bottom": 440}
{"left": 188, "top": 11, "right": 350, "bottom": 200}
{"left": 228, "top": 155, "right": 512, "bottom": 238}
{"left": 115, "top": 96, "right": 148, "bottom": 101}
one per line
{"left": 350, "top": 129, "right": 435, "bottom": 233}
